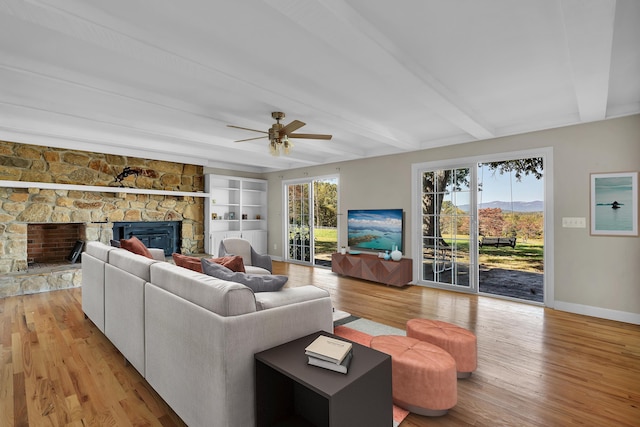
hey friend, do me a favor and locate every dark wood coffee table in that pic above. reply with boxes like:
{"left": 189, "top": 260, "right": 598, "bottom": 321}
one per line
{"left": 255, "top": 331, "right": 393, "bottom": 427}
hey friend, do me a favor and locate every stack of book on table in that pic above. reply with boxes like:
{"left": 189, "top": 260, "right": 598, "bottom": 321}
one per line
{"left": 305, "top": 335, "right": 353, "bottom": 374}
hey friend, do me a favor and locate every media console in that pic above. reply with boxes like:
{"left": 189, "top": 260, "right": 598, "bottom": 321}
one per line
{"left": 331, "top": 252, "right": 412, "bottom": 287}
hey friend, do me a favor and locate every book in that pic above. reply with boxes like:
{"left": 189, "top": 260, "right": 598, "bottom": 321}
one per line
{"left": 308, "top": 350, "right": 353, "bottom": 374}
{"left": 305, "top": 335, "right": 353, "bottom": 364}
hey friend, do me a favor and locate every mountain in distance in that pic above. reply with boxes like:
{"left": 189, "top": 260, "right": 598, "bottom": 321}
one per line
{"left": 458, "top": 200, "right": 543, "bottom": 213}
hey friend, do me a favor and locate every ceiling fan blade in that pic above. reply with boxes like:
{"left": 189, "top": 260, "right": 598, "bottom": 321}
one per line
{"left": 227, "top": 124, "right": 268, "bottom": 134}
{"left": 288, "top": 133, "right": 333, "bottom": 140}
{"left": 280, "top": 120, "right": 305, "bottom": 135}
{"left": 235, "top": 136, "right": 268, "bottom": 142}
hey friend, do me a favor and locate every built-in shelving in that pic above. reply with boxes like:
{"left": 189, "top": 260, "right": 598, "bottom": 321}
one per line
{"left": 204, "top": 174, "right": 268, "bottom": 254}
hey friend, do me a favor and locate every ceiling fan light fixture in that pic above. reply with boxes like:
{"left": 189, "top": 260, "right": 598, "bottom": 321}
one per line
{"left": 269, "top": 139, "right": 279, "bottom": 156}
{"left": 283, "top": 136, "right": 293, "bottom": 155}
{"left": 229, "top": 111, "right": 331, "bottom": 156}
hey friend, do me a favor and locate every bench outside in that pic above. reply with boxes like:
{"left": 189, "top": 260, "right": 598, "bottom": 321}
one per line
{"left": 479, "top": 236, "right": 516, "bottom": 248}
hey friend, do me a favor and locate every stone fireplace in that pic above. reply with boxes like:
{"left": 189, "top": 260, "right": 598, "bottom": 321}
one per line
{"left": 0, "top": 139, "right": 205, "bottom": 298}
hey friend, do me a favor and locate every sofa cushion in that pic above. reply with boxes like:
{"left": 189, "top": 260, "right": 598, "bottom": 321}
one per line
{"left": 85, "top": 240, "right": 114, "bottom": 262}
{"left": 211, "top": 255, "right": 246, "bottom": 272}
{"left": 254, "top": 286, "right": 331, "bottom": 310}
{"left": 172, "top": 253, "right": 203, "bottom": 273}
{"left": 244, "top": 265, "right": 272, "bottom": 275}
{"left": 120, "top": 236, "right": 153, "bottom": 259}
{"left": 109, "top": 248, "right": 157, "bottom": 282}
{"left": 149, "top": 262, "right": 256, "bottom": 316}
{"left": 201, "top": 259, "right": 288, "bottom": 293}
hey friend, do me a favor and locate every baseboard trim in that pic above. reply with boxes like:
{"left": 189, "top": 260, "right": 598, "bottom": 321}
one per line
{"left": 555, "top": 301, "right": 640, "bottom": 325}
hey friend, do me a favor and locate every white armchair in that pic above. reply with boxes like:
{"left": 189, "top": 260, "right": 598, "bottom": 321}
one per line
{"left": 218, "top": 237, "right": 272, "bottom": 274}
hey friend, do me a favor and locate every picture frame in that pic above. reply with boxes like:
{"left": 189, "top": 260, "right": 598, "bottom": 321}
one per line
{"left": 590, "top": 171, "right": 638, "bottom": 236}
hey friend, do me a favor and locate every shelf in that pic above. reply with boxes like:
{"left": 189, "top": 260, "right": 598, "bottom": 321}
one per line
{"left": 0, "top": 179, "right": 207, "bottom": 197}
{"left": 204, "top": 174, "right": 268, "bottom": 254}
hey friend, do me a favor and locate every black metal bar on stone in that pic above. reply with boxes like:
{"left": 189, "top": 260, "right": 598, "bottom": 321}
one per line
{"left": 112, "top": 221, "right": 181, "bottom": 256}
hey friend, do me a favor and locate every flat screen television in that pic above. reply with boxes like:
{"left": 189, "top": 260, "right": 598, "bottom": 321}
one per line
{"left": 347, "top": 209, "right": 404, "bottom": 253}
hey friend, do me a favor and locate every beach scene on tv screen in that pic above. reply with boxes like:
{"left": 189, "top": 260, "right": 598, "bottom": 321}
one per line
{"left": 348, "top": 209, "right": 403, "bottom": 252}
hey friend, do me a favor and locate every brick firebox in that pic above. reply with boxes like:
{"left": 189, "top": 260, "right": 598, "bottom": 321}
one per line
{"left": 27, "top": 223, "right": 84, "bottom": 265}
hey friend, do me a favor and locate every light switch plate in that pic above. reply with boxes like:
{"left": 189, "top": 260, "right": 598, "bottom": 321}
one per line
{"left": 562, "top": 217, "right": 586, "bottom": 228}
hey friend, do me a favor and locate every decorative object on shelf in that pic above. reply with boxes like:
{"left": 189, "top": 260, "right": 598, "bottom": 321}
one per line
{"left": 242, "top": 213, "right": 248, "bottom": 220}
{"left": 229, "top": 212, "right": 235, "bottom": 220}
{"left": 340, "top": 246, "right": 346, "bottom": 255}
{"left": 383, "top": 251, "right": 391, "bottom": 260}
{"left": 212, "top": 213, "right": 217, "bottom": 220}
{"left": 348, "top": 250, "right": 361, "bottom": 255}
{"left": 114, "top": 166, "right": 140, "bottom": 186}
{"left": 256, "top": 214, "right": 261, "bottom": 220}
{"left": 391, "top": 245, "right": 402, "bottom": 261}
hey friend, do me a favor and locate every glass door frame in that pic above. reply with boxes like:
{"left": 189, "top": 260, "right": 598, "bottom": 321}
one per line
{"left": 415, "top": 163, "right": 479, "bottom": 294}
{"left": 282, "top": 174, "right": 340, "bottom": 266}
{"left": 411, "top": 148, "right": 555, "bottom": 307}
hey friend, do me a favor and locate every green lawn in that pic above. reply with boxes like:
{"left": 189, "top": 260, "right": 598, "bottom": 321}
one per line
{"left": 441, "top": 236, "right": 543, "bottom": 272}
{"left": 314, "top": 228, "right": 337, "bottom": 257}
{"left": 313, "top": 229, "right": 543, "bottom": 272}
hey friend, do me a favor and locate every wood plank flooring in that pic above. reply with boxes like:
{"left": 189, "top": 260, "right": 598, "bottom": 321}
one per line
{"left": 1, "top": 261, "right": 639, "bottom": 426}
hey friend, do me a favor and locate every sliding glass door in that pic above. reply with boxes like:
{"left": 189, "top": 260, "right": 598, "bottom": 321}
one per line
{"left": 284, "top": 176, "right": 338, "bottom": 266}
{"left": 420, "top": 167, "right": 475, "bottom": 291}
{"left": 286, "top": 182, "right": 312, "bottom": 263}
{"left": 413, "top": 151, "right": 550, "bottom": 304}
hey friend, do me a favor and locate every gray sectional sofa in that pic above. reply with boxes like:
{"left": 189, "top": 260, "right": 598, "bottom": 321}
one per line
{"left": 81, "top": 241, "right": 333, "bottom": 427}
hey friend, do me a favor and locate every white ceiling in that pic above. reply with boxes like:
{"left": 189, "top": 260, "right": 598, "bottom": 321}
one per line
{"left": 1, "top": 0, "right": 638, "bottom": 173}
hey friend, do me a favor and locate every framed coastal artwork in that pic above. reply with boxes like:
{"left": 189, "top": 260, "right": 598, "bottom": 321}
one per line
{"left": 590, "top": 171, "right": 638, "bottom": 236}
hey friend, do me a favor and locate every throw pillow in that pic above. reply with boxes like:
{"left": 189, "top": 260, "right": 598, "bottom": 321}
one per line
{"left": 211, "top": 255, "right": 246, "bottom": 273}
{"left": 120, "top": 236, "right": 153, "bottom": 259}
{"left": 172, "top": 253, "right": 203, "bottom": 273}
{"left": 201, "top": 258, "right": 288, "bottom": 292}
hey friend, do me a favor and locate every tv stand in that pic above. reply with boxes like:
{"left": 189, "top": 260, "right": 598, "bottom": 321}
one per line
{"left": 331, "top": 252, "right": 412, "bottom": 287}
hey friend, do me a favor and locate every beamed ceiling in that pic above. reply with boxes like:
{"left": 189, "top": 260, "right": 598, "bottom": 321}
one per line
{"left": 0, "top": 0, "right": 638, "bottom": 172}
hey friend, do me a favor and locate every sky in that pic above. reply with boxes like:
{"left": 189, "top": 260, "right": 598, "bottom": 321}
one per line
{"left": 478, "top": 166, "right": 544, "bottom": 202}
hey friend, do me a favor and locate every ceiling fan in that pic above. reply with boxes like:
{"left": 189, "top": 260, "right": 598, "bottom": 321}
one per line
{"left": 227, "top": 112, "right": 332, "bottom": 156}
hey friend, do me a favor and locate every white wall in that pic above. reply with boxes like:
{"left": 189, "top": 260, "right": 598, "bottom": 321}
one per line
{"left": 263, "top": 115, "right": 640, "bottom": 324}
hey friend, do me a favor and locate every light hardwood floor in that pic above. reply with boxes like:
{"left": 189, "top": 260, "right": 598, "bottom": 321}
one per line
{"left": 1, "top": 261, "right": 639, "bottom": 426}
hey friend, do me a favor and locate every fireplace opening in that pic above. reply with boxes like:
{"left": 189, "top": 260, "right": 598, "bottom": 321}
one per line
{"left": 27, "top": 223, "right": 85, "bottom": 267}
{"left": 112, "top": 221, "right": 181, "bottom": 256}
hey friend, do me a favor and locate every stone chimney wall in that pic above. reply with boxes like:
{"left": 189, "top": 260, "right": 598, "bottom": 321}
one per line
{"left": 0, "top": 140, "right": 205, "bottom": 274}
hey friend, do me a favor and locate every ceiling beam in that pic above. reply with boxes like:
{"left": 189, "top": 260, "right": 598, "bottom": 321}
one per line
{"left": 560, "top": 0, "right": 616, "bottom": 122}
{"left": 266, "top": 0, "right": 495, "bottom": 141}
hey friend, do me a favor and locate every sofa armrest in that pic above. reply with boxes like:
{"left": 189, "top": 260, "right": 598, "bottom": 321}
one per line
{"left": 251, "top": 247, "right": 272, "bottom": 272}
{"left": 144, "top": 284, "right": 332, "bottom": 427}
{"left": 148, "top": 248, "right": 166, "bottom": 261}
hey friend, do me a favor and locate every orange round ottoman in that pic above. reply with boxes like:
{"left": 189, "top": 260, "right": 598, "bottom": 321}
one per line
{"left": 406, "top": 319, "right": 477, "bottom": 378}
{"left": 370, "top": 335, "right": 457, "bottom": 416}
